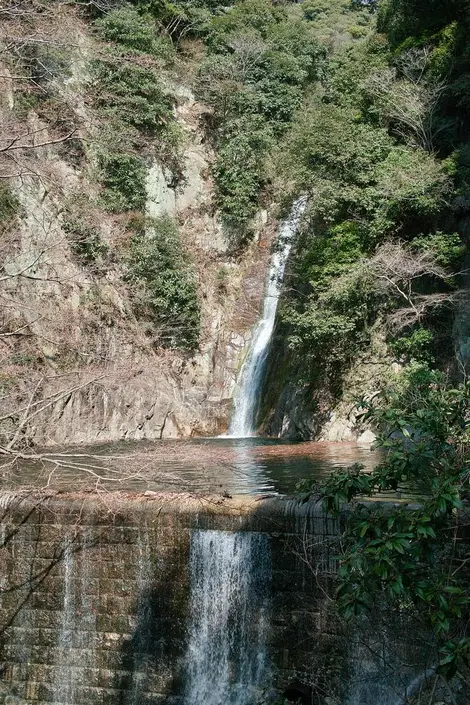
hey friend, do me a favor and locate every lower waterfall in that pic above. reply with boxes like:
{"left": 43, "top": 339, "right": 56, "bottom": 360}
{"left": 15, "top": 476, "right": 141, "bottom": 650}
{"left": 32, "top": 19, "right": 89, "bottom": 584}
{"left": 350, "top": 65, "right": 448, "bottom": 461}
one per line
{"left": 184, "top": 530, "right": 271, "bottom": 705}
{"left": 52, "top": 532, "right": 96, "bottom": 705}
{"left": 228, "top": 197, "right": 307, "bottom": 438}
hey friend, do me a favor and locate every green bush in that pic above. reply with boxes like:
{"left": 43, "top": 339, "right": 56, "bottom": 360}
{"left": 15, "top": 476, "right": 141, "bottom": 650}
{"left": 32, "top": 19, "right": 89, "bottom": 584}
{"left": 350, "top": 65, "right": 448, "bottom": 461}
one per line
{"left": 307, "top": 366, "right": 470, "bottom": 678}
{"left": 390, "top": 328, "right": 434, "bottom": 362}
{"left": 214, "top": 118, "right": 273, "bottom": 232}
{"left": 302, "top": 0, "right": 330, "bottom": 21}
{"left": 98, "top": 153, "right": 147, "bottom": 213}
{"left": 411, "top": 231, "right": 465, "bottom": 268}
{"left": 0, "top": 184, "right": 20, "bottom": 226}
{"left": 94, "top": 5, "right": 174, "bottom": 60}
{"left": 127, "top": 216, "right": 200, "bottom": 350}
{"left": 208, "top": 0, "right": 285, "bottom": 45}
{"left": 92, "top": 59, "right": 173, "bottom": 137}
{"left": 63, "top": 215, "right": 109, "bottom": 269}
{"left": 196, "top": 0, "right": 323, "bottom": 229}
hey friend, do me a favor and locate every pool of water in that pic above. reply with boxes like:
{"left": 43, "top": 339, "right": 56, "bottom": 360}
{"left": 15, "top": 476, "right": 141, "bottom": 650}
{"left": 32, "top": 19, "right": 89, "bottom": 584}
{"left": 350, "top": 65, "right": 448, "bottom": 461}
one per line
{"left": 0, "top": 438, "right": 381, "bottom": 496}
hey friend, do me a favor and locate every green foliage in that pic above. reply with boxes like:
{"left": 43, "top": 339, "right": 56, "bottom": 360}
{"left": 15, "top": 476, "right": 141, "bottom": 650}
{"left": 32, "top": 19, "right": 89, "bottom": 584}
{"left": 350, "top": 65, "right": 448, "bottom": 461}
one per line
{"left": 299, "top": 463, "right": 373, "bottom": 512}
{"left": 283, "top": 10, "right": 470, "bottom": 658}
{"left": 302, "top": 0, "right": 331, "bottom": 22}
{"left": 127, "top": 216, "right": 200, "bottom": 350}
{"left": 269, "top": 0, "right": 464, "bottom": 405}
{"left": 390, "top": 328, "right": 434, "bottom": 362}
{"left": 411, "top": 231, "right": 465, "bottom": 268}
{"left": 207, "top": 0, "right": 285, "bottom": 44}
{"left": 196, "top": 0, "right": 324, "bottom": 232}
{"left": 377, "top": 0, "right": 463, "bottom": 49}
{"left": 324, "top": 40, "right": 389, "bottom": 109}
{"left": 0, "top": 184, "right": 20, "bottom": 226}
{"left": 305, "top": 367, "right": 470, "bottom": 676}
{"left": 371, "top": 148, "right": 450, "bottom": 228}
{"left": 92, "top": 59, "right": 173, "bottom": 137}
{"left": 283, "top": 262, "right": 376, "bottom": 375}
{"left": 279, "top": 103, "right": 393, "bottom": 189}
{"left": 62, "top": 215, "right": 109, "bottom": 269}
{"left": 91, "top": 7, "right": 180, "bottom": 213}
{"left": 278, "top": 103, "right": 449, "bottom": 237}
{"left": 94, "top": 5, "right": 174, "bottom": 60}
{"left": 213, "top": 117, "right": 274, "bottom": 230}
{"left": 98, "top": 153, "right": 147, "bottom": 213}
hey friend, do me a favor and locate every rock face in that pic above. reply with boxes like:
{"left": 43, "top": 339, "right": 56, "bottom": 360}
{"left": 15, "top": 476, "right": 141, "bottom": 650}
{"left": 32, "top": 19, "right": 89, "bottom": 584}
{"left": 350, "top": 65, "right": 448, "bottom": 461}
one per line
{"left": 0, "top": 56, "right": 271, "bottom": 444}
{"left": 0, "top": 22, "right": 399, "bottom": 446}
{"left": 261, "top": 329, "right": 395, "bottom": 442}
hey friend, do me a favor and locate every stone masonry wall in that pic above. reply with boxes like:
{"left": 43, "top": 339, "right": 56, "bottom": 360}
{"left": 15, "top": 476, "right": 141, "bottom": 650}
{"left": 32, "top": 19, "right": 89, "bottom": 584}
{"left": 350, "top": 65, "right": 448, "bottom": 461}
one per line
{"left": 0, "top": 493, "right": 342, "bottom": 705}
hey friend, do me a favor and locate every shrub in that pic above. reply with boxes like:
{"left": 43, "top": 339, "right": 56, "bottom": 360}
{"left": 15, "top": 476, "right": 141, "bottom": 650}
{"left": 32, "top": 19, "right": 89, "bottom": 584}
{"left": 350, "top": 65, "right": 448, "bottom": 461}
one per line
{"left": 0, "top": 184, "right": 20, "bottom": 226}
{"left": 196, "top": 0, "right": 322, "bottom": 231}
{"left": 62, "top": 215, "right": 109, "bottom": 269}
{"left": 309, "top": 366, "right": 470, "bottom": 679}
{"left": 213, "top": 117, "right": 274, "bottom": 232}
{"left": 127, "top": 216, "right": 200, "bottom": 350}
{"left": 94, "top": 5, "right": 174, "bottom": 61}
{"left": 411, "top": 231, "right": 465, "bottom": 268}
{"left": 92, "top": 59, "right": 173, "bottom": 137}
{"left": 98, "top": 153, "right": 147, "bottom": 213}
{"left": 390, "top": 328, "right": 434, "bottom": 361}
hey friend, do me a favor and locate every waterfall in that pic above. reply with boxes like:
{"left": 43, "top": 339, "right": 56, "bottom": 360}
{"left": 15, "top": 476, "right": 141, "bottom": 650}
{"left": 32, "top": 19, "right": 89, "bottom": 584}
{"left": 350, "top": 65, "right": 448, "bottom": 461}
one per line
{"left": 184, "top": 530, "right": 271, "bottom": 705}
{"left": 229, "top": 197, "right": 307, "bottom": 437}
{"left": 52, "top": 532, "right": 96, "bottom": 705}
{"left": 127, "top": 527, "right": 153, "bottom": 705}
{"left": 53, "top": 538, "right": 76, "bottom": 705}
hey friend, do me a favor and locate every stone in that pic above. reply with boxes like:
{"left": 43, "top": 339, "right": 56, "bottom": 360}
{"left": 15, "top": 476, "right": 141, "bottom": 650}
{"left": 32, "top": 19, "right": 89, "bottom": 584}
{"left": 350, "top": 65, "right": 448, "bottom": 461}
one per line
{"left": 145, "top": 162, "right": 176, "bottom": 218}
{"left": 357, "top": 429, "right": 376, "bottom": 445}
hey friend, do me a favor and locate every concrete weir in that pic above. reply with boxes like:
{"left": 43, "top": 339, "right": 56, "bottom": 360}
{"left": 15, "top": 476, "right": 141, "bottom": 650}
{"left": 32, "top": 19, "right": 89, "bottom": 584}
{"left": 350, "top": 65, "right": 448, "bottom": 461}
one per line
{"left": 0, "top": 492, "right": 432, "bottom": 705}
{"left": 0, "top": 492, "right": 340, "bottom": 705}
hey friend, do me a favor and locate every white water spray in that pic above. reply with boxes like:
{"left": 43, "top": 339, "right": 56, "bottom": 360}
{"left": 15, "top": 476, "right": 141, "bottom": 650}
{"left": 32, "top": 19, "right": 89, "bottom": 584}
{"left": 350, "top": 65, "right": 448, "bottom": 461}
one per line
{"left": 52, "top": 532, "right": 96, "bottom": 705}
{"left": 53, "top": 539, "right": 76, "bottom": 705}
{"left": 184, "top": 530, "right": 271, "bottom": 705}
{"left": 229, "top": 197, "right": 307, "bottom": 437}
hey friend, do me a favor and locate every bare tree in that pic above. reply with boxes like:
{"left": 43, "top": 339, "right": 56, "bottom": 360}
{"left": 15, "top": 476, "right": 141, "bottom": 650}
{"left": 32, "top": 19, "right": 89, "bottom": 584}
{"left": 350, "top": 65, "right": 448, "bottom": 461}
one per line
{"left": 226, "top": 31, "right": 266, "bottom": 82}
{"left": 367, "top": 240, "right": 464, "bottom": 330}
{"left": 363, "top": 48, "right": 447, "bottom": 152}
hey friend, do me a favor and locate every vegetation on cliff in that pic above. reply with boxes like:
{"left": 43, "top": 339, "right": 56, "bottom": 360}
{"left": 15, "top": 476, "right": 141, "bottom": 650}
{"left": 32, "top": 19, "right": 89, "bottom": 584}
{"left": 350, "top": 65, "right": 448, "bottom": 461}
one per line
{"left": 258, "top": 0, "right": 470, "bottom": 436}
{"left": 294, "top": 0, "right": 470, "bottom": 687}
{"left": 1, "top": 1, "right": 469, "bottom": 437}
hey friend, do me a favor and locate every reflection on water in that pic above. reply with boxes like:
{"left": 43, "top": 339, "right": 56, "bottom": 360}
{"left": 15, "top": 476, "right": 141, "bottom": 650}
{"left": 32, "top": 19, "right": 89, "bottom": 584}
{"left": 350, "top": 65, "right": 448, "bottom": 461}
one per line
{"left": 0, "top": 438, "right": 381, "bottom": 496}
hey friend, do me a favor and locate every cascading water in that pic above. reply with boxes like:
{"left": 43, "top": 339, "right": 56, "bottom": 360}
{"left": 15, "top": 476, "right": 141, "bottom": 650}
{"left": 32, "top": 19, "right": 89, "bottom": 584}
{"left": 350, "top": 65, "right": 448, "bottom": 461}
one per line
{"left": 184, "top": 530, "right": 271, "bottom": 705}
{"left": 229, "top": 197, "right": 308, "bottom": 437}
{"left": 53, "top": 538, "right": 76, "bottom": 705}
{"left": 52, "top": 532, "right": 96, "bottom": 705}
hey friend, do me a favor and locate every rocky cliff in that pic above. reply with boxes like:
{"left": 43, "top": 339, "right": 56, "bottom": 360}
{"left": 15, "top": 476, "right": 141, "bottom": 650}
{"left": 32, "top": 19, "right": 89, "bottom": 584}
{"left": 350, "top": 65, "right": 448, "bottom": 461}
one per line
{"left": 0, "top": 4, "right": 275, "bottom": 446}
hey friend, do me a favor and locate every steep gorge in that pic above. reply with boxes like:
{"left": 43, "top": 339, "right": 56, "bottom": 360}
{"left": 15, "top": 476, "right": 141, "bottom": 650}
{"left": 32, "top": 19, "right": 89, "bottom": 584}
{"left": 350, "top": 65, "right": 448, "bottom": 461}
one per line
{"left": 1, "top": 3, "right": 470, "bottom": 703}
{"left": 1, "top": 0, "right": 469, "bottom": 450}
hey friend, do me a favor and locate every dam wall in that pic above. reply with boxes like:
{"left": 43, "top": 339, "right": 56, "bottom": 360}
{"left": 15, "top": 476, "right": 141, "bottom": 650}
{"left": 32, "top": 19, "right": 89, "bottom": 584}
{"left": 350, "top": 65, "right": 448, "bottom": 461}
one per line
{"left": 0, "top": 492, "right": 342, "bottom": 705}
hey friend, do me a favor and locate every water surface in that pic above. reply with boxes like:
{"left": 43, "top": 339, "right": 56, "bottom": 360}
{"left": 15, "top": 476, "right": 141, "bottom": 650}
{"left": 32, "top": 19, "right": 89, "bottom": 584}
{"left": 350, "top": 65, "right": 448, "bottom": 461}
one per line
{"left": 0, "top": 438, "right": 380, "bottom": 496}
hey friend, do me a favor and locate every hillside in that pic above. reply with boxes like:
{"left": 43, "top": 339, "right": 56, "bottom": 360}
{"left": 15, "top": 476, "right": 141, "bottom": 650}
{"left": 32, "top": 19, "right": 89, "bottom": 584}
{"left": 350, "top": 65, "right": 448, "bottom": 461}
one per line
{"left": 1, "top": 0, "right": 469, "bottom": 449}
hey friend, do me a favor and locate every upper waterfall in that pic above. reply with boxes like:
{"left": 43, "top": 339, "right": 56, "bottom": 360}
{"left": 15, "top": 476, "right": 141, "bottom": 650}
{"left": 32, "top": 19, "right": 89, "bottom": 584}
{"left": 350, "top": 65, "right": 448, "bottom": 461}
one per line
{"left": 228, "top": 197, "right": 308, "bottom": 438}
